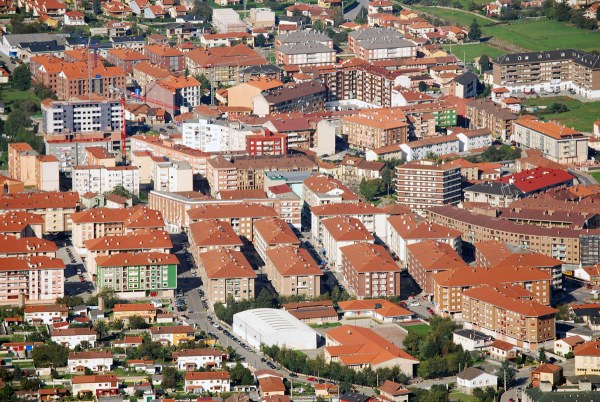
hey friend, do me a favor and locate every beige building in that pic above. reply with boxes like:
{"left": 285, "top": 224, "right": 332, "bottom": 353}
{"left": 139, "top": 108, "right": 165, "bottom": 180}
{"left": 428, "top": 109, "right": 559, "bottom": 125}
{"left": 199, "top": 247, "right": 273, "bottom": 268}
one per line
{"left": 247, "top": 8, "right": 275, "bottom": 27}
{"left": 227, "top": 78, "right": 283, "bottom": 109}
{"left": 113, "top": 303, "right": 157, "bottom": 323}
{"left": 342, "top": 108, "right": 409, "bottom": 151}
{"left": 395, "top": 161, "right": 461, "bottom": 211}
{"left": 340, "top": 243, "right": 400, "bottom": 298}
{"left": 264, "top": 245, "right": 322, "bottom": 297}
{"left": 574, "top": 341, "right": 600, "bottom": 375}
{"left": 462, "top": 285, "right": 557, "bottom": 351}
{"left": 512, "top": 118, "right": 589, "bottom": 164}
{"left": 199, "top": 248, "right": 256, "bottom": 304}
{"left": 131, "top": 151, "right": 155, "bottom": 185}
{"left": 252, "top": 217, "right": 299, "bottom": 263}
{"left": 85, "top": 147, "right": 116, "bottom": 167}
{"left": 8, "top": 143, "right": 59, "bottom": 192}
{"left": 188, "top": 219, "right": 243, "bottom": 263}
{"left": 0, "top": 256, "right": 65, "bottom": 305}
{"left": 301, "top": 174, "right": 359, "bottom": 213}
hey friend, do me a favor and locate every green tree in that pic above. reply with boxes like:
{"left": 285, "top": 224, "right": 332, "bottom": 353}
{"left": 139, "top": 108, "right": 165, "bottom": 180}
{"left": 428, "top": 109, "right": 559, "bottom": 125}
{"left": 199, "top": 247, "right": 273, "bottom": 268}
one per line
{"left": 31, "top": 344, "right": 69, "bottom": 368}
{"left": 92, "top": 0, "right": 102, "bottom": 14}
{"left": 554, "top": 2, "right": 571, "bottom": 21}
{"left": 192, "top": 0, "right": 213, "bottom": 21}
{"left": 381, "top": 167, "right": 393, "bottom": 195}
{"left": 418, "top": 81, "right": 428, "bottom": 92}
{"left": 538, "top": 348, "right": 547, "bottom": 363}
{"left": 597, "top": 6, "right": 600, "bottom": 20}
{"left": 5, "top": 108, "right": 31, "bottom": 136}
{"left": 57, "top": 295, "right": 85, "bottom": 308}
{"left": 333, "top": 8, "right": 344, "bottom": 26}
{"left": 472, "top": 387, "right": 497, "bottom": 402}
{"left": 161, "top": 366, "right": 181, "bottom": 389}
{"left": 230, "top": 362, "right": 254, "bottom": 385}
{"left": 497, "top": 360, "right": 516, "bottom": 388}
{"left": 468, "top": 19, "right": 482, "bottom": 41}
{"left": 128, "top": 315, "right": 149, "bottom": 329}
{"left": 254, "top": 34, "right": 266, "bottom": 47}
{"left": 354, "top": 7, "right": 368, "bottom": 24}
{"left": 359, "top": 178, "right": 383, "bottom": 201}
{"left": 94, "top": 320, "right": 109, "bottom": 339}
{"left": 479, "top": 54, "right": 490, "bottom": 72}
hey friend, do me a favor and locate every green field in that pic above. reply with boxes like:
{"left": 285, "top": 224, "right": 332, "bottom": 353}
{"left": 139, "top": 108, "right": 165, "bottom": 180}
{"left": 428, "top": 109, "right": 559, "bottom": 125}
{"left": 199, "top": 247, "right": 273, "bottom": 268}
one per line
{"left": 443, "top": 43, "right": 504, "bottom": 63}
{"left": 309, "top": 322, "right": 342, "bottom": 329}
{"left": 591, "top": 171, "right": 600, "bottom": 183}
{"left": 0, "top": 88, "right": 40, "bottom": 109}
{"left": 523, "top": 96, "right": 600, "bottom": 133}
{"left": 449, "top": 391, "right": 478, "bottom": 402}
{"left": 403, "top": 324, "right": 431, "bottom": 335}
{"left": 414, "top": 6, "right": 600, "bottom": 53}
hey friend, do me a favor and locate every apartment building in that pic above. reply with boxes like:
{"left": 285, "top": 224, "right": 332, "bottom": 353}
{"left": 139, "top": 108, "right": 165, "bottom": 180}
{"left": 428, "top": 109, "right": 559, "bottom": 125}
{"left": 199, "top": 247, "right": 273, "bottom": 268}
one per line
{"left": 72, "top": 375, "right": 119, "bottom": 397}
{"left": 462, "top": 284, "right": 557, "bottom": 350}
{"left": 463, "top": 182, "right": 522, "bottom": 207}
{"left": 395, "top": 161, "right": 461, "bottom": 211}
{"left": 386, "top": 215, "right": 462, "bottom": 263}
{"left": 0, "top": 257, "right": 65, "bottom": 305}
{"left": 276, "top": 41, "right": 336, "bottom": 66}
{"left": 68, "top": 351, "right": 113, "bottom": 373}
{"left": 173, "top": 348, "right": 224, "bottom": 371}
{"left": 574, "top": 341, "right": 600, "bottom": 375}
{"left": 145, "top": 75, "right": 201, "bottom": 116}
{"left": 150, "top": 325, "right": 195, "bottom": 346}
{"left": 252, "top": 217, "right": 300, "bottom": 263}
{"left": 399, "top": 135, "right": 460, "bottom": 162}
{"left": 206, "top": 156, "right": 238, "bottom": 195}
{"left": 184, "top": 371, "right": 231, "bottom": 393}
{"left": 406, "top": 241, "right": 467, "bottom": 294}
{"left": 182, "top": 119, "right": 249, "bottom": 154}
{"left": 310, "top": 202, "right": 387, "bottom": 240}
{"left": 185, "top": 45, "right": 268, "bottom": 87}
{"left": 302, "top": 174, "right": 358, "bottom": 211}
{"left": 0, "top": 192, "right": 79, "bottom": 234}
{"left": 264, "top": 245, "right": 322, "bottom": 297}
{"left": 96, "top": 253, "right": 178, "bottom": 298}
{"left": 85, "top": 229, "right": 172, "bottom": 276}
{"left": 113, "top": 303, "right": 157, "bottom": 323}
{"left": 342, "top": 108, "right": 409, "bottom": 151}
{"left": 465, "top": 99, "right": 517, "bottom": 140}
{"left": 187, "top": 203, "right": 277, "bottom": 241}
{"left": 24, "top": 304, "right": 68, "bottom": 325}
{"left": 8, "top": 143, "right": 59, "bottom": 191}
{"left": 144, "top": 44, "right": 185, "bottom": 72}
{"left": 41, "top": 98, "right": 123, "bottom": 136}
{"left": 492, "top": 49, "right": 600, "bottom": 99}
{"left": 72, "top": 165, "right": 140, "bottom": 196}
{"left": 131, "top": 135, "right": 213, "bottom": 176}
{"left": 188, "top": 219, "right": 243, "bottom": 263}
{"left": 246, "top": 130, "right": 288, "bottom": 157}
{"left": 340, "top": 243, "right": 400, "bottom": 298}
{"left": 51, "top": 328, "right": 97, "bottom": 349}
{"left": 152, "top": 160, "right": 193, "bottom": 193}
{"left": 322, "top": 217, "right": 374, "bottom": 270}
{"left": 432, "top": 265, "right": 552, "bottom": 316}
{"left": 512, "top": 118, "right": 589, "bottom": 164}
{"left": 253, "top": 81, "right": 327, "bottom": 117}
{"left": 198, "top": 248, "right": 256, "bottom": 304}
{"left": 0, "top": 211, "right": 45, "bottom": 239}
{"left": 348, "top": 28, "right": 416, "bottom": 61}
{"left": 85, "top": 147, "right": 116, "bottom": 168}
{"left": 71, "top": 207, "right": 166, "bottom": 254}
{"left": 227, "top": 78, "right": 284, "bottom": 109}
{"left": 427, "top": 205, "right": 585, "bottom": 264}
{"left": 0, "top": 236, "right": 57, "bottom": 258}
{"left": 132, "top": 61, "right": 172, "bottom": 88}
{"left": 105, "top": 49, "right": 149, "bottom": 73}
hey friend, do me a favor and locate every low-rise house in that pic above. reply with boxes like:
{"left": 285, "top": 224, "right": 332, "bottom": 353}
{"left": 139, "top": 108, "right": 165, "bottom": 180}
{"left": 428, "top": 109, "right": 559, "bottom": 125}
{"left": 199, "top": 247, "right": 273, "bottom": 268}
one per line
{"left": 68, "top": 351, "right": 114, "bottom": 373}
{"left": 554, "top": 336, "right": 585, "bottom": 357}
{"left": 337, "top": 299, "right": 413, "bottom": 323}
{"left": 24, "top": 304, "right": 68, "bottom": 325}
{"left": 150, "top": 325, "right": 195, "bottom": 346}
{"left": 126, "top": 359, "right": 162, "bottom": 374}
{"left": 51, "top": 328, "right": 97, "bottom": 349}
{"left": 184, "top": 371, "right": 231, "bottom": 393}
{"left": 281, "top": 300, "right": 338, "bottom": 324}
{"left": 112, "top": 336, "right": 143, "bottom": 349}
{"left": 456, "top": 367, "right": 497, "bottom": 394}
{"left": 378, "top": 380, "right": 410, "bottom": 402}
{"left": 72, "top": 375, "right": 119, "bottom": 397}
{"left": 530, "top": 363, "right": 562, "bottom": 387}
{"left": 259, "top": 376, "right": 286, "bottom": 397}
{"left": 113, "top": 303, "right": 157, "bottom": 324}
{"left": 172, "top": 348, "right": 224, "bottom": 370}
{"left": 453, "top": 329, "right": 492, "bottom": 352}
{"left": 488, "top": 339, "right": 519, "bottom": 361}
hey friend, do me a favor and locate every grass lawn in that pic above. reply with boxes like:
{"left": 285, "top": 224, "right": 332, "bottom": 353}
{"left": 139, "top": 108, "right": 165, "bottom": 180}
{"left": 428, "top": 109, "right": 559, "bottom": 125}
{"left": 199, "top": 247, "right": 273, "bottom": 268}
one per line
{"left": 309, "top": 322, "right": 342, "bottom": 329}
{"left": 412, "top": 6, "right": 600, "bottom": 52}
{"left": 403, "top": 324, "right": 431, "bottom": 336}
{"left": 591, "top": 172, "right": 600, "bottom": 183}
{"left": 0, "top": 88, "right": 40, "bottom": 109}
{"left": 443, "top": 43, "right": 504, "bottom": 63}
{"left": 522, "top": 96, "right": 600, "bottom": 133}
{"left": 12, "top": 360, "right": 35, "bottom": 368}
{"left": 449, "top": 391, "right": 478, "bottom": 402}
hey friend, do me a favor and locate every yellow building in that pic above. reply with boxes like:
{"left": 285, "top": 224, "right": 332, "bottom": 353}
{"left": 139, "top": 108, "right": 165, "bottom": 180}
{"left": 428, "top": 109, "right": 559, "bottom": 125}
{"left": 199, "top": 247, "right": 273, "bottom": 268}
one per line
{"left": 574, "top": 341, "right": 600, "bottom": 375}
{"left": 227, "top": 78, "right": 283, "bottom": 109}
{"left": 113, "top": 303, "right": 157, "bottom": 323}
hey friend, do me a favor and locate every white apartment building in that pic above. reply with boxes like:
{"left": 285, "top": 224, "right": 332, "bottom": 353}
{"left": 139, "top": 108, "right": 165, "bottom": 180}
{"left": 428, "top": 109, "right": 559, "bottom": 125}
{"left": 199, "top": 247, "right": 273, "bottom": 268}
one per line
{"left": 173, "top": 348, "right": 224, "bottom": 370}
{"left": 454, "top": 130, "right": 493, "bottom": 152}
{"left": 51, "top": 328, "right": 98, "bottom": 349}
{"left": 68, "top": 351, "right": 114, "bottom": 373}
{"left": 0, "top": 257, "right": 65, "bottom": 305}
{"left": 248, "top": 8, "right": 275, "bottom": 27}
{"left": 184, "top": 371, "right": 231, "bottom": 393}
{"left": 41, "top": 99, "right": 123, "bottom": 135}
{"left": 24, "top": 304, "right": 68, "bottom": 325}
{"left": 321, "top": 217, "right": 374, "bottom": 270}
{"left": 400, "top": 135, "right": 460, "bottom": 162}
{"left": 152, "top": 160, "right": 193, "bottom": 192}
{"left": 182, "top": 118, "right": 249, "bottom": 153}
{"left": 212, "top": 8, "right": 245, "bottom": 33}
{"left": 72, "top": 165, "right": 140, "bottom": 196}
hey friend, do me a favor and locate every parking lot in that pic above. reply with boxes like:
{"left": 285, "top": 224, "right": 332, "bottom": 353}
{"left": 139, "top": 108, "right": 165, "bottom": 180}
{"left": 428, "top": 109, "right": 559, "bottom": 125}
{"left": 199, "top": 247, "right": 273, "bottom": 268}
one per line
{"left": 56, "top": 243, "right": 95, "bottom": 298}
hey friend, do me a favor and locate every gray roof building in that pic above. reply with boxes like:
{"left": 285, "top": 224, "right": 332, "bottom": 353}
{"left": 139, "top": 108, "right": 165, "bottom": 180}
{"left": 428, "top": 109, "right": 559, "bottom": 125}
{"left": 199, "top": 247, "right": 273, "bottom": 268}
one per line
{"left": 278, "top": 41, "right": 336, "bottom": 55}
{"left": 277, "top": 30, "right": 332, "bottom": 44}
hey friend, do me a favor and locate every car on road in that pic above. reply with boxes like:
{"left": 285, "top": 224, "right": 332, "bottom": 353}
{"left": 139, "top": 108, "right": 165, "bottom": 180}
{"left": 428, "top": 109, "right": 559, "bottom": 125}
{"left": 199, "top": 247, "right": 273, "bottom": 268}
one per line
{"left": 289, "top": 373, "right": 298, "bottom": 378}
{"left": 267, "top": 362, "right": 276, "bottom": 369}
{"left": 409, "top": 301, "right": 420, "bottom": 307}
{"left": 79, "top": 276, "right": 85, "bottom": 282}
{"left": 426, "top": 307, "right": 434, "bottom": 315}
{"left": 212, "top": 322, "right": 219, "bottom": 328}
{"left": 307, "top": 377, "right": 316, "bottom": 382}
{"left": 260, "top": 358, "right": 267, "bottom": 362}
{"left": 524, "top": 90, "right": 536, "bottom": 95}
{"left": 398, "top": 301, "right": 407, "bottom": 307}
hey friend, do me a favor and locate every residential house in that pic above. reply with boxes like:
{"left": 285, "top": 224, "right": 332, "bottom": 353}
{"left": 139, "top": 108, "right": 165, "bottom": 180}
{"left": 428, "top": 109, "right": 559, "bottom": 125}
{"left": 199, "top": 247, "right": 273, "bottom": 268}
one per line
{"left": 68, "top": 351, "right": 114, "bottom": 373}
{"left": 456, "top": 367, "right": 497, "bottom": 394}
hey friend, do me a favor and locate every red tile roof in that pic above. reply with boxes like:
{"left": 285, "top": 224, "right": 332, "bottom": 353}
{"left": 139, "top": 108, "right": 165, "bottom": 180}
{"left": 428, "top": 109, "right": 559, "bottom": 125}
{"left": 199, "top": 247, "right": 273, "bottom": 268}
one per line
{"left": 340, "top": 243, "right": 398, "bottom": 273}
{"left": 199, "top": 248, "right": 256, "bottom": 279}
{"left": 497, "top": 167, "right": 574, "bottom": 194}
{"left": 188, "top": 220, "right": 242, "bottom": 248}
{"left": 265, "top": 245, "right": 323, "bottom": 276}
{"left": 322, "top": 217, "right": 374, "bottom": 242}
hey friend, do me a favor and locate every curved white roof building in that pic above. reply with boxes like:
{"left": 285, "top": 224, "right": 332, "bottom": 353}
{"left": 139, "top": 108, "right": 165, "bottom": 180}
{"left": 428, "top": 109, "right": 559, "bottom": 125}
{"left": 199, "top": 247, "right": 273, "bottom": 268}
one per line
{"left": 232, "top": 308, "right": 319, "bottom": 350}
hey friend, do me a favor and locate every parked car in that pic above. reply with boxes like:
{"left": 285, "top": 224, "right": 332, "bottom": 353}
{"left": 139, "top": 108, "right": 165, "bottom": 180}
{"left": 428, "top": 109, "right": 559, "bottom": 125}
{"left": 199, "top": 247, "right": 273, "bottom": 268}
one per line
{"left": 409, "top": 301, "right": 420, "bottom": 307}
{"left": 289, "top": 373, "right": 298, "bottom": 378}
